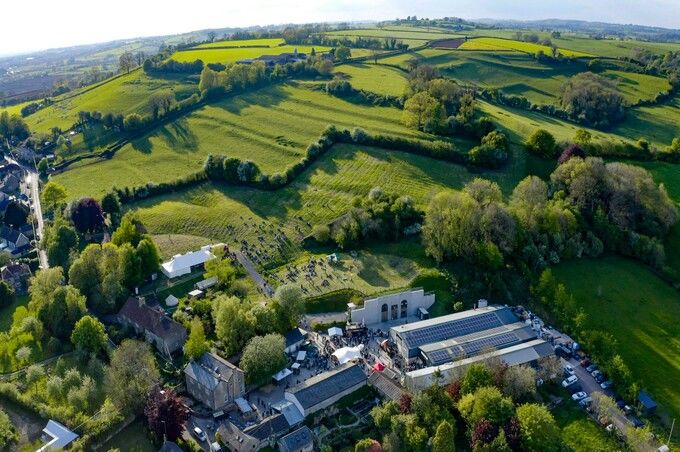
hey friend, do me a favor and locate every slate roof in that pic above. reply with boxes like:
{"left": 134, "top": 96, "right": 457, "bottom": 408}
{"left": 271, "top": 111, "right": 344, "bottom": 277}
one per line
{"left": 184, "top": 352, "right": 241, "bottom": 391}
{"left": 278, "top": 426, "right": 313, "bottom": 451}
{"left": 1, "top": 263, "right": 31, "bottom": 279}
{"left": 118, "top": 297, "right": 186, "bottom": 341}
{"left": 0, "top": 226, "right": 26, "bottom": 244}
{"left": 243, "top": 413, "right": 289, "bottom": 440}
{"left": 368, "top": 371, "right": 406, "bottom": 402}
{"left": 287, "top": 363, "right": 366, "bottom": 410}
{"left": 285, "top": 328, "right": 306, "bottom": 348}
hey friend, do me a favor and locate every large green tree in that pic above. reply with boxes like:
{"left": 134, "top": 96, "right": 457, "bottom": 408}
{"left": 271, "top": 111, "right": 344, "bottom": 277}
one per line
{"left": 185, "top": 318, "right": 209, "bottom": 360}
{"left": 432, "top": 420, "right": 456, "bottom": 452}
{"left": 515, "top": 403, "right": 560, "bottom": 452}
{"left": 105, "top": 340, "right": 160, "bottom": 415}
{"left": 240, "top": 334, "right": 287, "bottom": 385}
{"left": 71, "top": 315, "right": 108, "bottom": 355}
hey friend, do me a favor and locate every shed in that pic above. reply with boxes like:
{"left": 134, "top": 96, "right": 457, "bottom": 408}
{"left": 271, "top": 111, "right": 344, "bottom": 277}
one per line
{"left": 195, "top": 276, "right": 218, "bottom": 291}
{"left": 273, "top": 368, "right": 293, "bottom": 383}
{"left": 188, "top": 289, "right": 204, "bottom": 299}
{"left": 638, "top": 391, "right": 657, "bottom": 414}
{"left": 165, "top": 294, "right": 179, "bottom": 307}
{"left": 328, "top": 326, "right": 343, "bottom": 337}
{"left": 296, "top": 351, "right": 307, "bottom": 362}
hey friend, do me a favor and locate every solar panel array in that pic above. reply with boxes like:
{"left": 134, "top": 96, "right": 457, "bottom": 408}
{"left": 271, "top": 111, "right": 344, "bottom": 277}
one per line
{"left": 424, "top": 331, "right": 525, "bottom": 366}
{"left": 403, "top": 311, "right": 511, "bottom": 350}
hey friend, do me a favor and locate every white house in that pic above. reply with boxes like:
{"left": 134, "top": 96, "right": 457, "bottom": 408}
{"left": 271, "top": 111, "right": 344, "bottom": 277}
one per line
{"left": 161, "top": 245, "right": 215, "bottom": 278}
{"left": 349, "top": 288, "right": 435, "bottom": 325}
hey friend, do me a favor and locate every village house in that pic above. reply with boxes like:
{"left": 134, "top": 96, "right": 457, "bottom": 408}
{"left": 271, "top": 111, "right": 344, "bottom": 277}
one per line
{"left": 218, "top": 414, "right": 290, "bottom": 452}
{"left": 184, "top": 352, "right": 246, "bottom": 410}
{"left": 0, "top": 173, "right": 20, "bottom": 194}
{"left": 0, "top": 226, "right": 30, "bottom": 254}
{"left": 118, "top": 297, "right": 187, "bottom": 357}
{"left": 0, "top": 262, "right": 31, "bottom": 294}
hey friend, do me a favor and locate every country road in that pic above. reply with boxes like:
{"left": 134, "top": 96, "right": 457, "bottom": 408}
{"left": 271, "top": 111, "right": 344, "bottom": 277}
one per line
{"left": 25, "top": 171, "right": 48, "bottom": 269}
{"left": 7, "top": 154, "right": 49, "bottom": 269}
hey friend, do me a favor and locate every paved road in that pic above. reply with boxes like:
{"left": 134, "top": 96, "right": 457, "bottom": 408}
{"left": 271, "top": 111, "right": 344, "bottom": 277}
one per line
{"left": 7, "top": 154, "right": 48, "bottom": 269}
{"left": 25, "top": 171, "right": 48, "bottom": 269}
{"left": 234, "top": 250, "right": 274, "bottom": 297}
{"left": 563, "top": 357, "right": 644, "bottom": 447}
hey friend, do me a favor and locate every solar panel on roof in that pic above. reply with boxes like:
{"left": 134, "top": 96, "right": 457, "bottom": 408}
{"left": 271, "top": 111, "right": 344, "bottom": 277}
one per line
{"left": 423, "top": 329, "right": 529, "bottom": 366}
{"left": 403, "top": 311, "right": 510, "bottom": 350}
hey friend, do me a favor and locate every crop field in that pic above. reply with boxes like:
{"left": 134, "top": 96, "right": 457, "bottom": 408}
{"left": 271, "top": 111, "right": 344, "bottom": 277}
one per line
{"left": 459, "top": 37, "right": 593, "bottom": 57}
{"left": 335, "top": 63, "right": 407, "bottom": 96}
{"left": 554, "top": 257, "right": 680, "bottom": 421}
{"left": 22, "top": 70, "right": 198, "bottom": 134}
{"left": 172, "top": 44, "right": 332, "bottom": 64}
{"left": 324, "top": 27, "right": 462, "bottom": 42}
{"left": 195, "top": 38, "right": 285, "bottom": 48}
{"left": 53, "top": 83, "right": 421, "bottom": 199}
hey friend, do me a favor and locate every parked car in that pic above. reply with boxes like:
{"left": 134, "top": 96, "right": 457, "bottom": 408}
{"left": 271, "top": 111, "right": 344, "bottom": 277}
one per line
{"left": 629, "top": 416, "right": 644, "bottom": 428}
{"left": 624, "top": 405, "right": 634, "bottom": 415}
{"left": 586, "top": 364, "right": 598, "bottom": 373}
{"left": 562, "top": 375, "right": 578, "bottom": 388}
{"left": 616, "top": 399, "right": 626, "bottom": 409}
{"left": 571, "top": 391, "right": 588, "bottom": 401}
{"left": 580, "top": 358, "right": 591, "bottom": 368}
{"left": 579, "top": 397, "right": 593, "bottom": 407}
{"left": 211, "top": 442, "right": 222, "bottom": 452}
{"left": 594, "top": 373, "right": 606, "bottom": 384}
{"left": 564, "top": 364, "right": 575, "bottom": 376}
{"left": 591, "top": 370, "right": 603, "bottom": 379}
{"left": 193, "top": 427, "right": 207, "bottom": 442}
{"left": 600, "top": 380, "right": 614, "bottom": 390}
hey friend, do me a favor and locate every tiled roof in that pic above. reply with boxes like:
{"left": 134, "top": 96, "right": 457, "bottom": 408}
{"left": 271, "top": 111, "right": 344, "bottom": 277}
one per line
{"left": 184, "top": 352, "right": 240, "bottom": 390}
{"left": 118, "top": 297, "right": 186, "bottom": 341}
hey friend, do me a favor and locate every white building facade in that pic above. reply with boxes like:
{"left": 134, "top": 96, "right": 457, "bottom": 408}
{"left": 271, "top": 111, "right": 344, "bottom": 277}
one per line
{"left": 349, "top": 288, "right": 435, "bottom": 325}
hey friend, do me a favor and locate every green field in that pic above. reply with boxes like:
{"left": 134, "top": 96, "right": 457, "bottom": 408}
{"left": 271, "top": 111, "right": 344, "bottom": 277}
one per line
{"left": 129, "top": 141, "right": 533, "bottom": 261}
{"left": 464, "top": 29, "right": 680, "bottom": 58}
{"left": 459, "top": 37, "right": 593, "bottom": 57}
{"left": 335, "top": 63, "right": 407, "bottom": 96}
{"left": 53, "top": 82, "right": 421, "bottom": 199}
{"left": 554, "top": 257, "right": 680, "bottom": 420}
{"left": 380, "top": 49, "right": 667, "bottom": 107}
{"left": 172, "top": 44, "right": 332, "bottom": 64}
{"left": 195, "top": 38, "right": 285, "bottom": 48}
{"left": 22, "top": 69, "right": 198, "bottom": 133}
{"left": 324, "top": 27, "right": 462, "bottom": 44}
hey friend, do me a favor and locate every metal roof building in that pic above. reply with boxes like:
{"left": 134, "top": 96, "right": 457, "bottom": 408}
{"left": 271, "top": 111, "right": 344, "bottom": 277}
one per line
{"left": 405, "top": 339, "right": 555, "bottom": 392}
{"left": 389, "top": 306, "right": 522, "bottom": 360}
{"left": 278, "top": 426, "right": 314, "bottom": 452}
{"left": 284, "top": 362, "right": 367, "bottom": 416}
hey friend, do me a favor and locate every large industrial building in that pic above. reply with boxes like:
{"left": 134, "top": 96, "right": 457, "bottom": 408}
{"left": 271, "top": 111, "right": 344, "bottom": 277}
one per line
{"left": 388, "top": 304, "right": 555, "bottom": 391}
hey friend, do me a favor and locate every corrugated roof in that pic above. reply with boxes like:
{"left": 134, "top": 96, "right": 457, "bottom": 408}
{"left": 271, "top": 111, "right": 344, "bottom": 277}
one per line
{"left": 287, "top": 363, "right": 366, "bottom": 410}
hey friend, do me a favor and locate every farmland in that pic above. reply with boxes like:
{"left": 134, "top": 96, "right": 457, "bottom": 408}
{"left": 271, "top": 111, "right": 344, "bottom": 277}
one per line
{"left": 335, "top": 63, "right": 407, "bottom": 96}
{"left": 172, "top": 44, "right": 332, "bottom": 64}
{"left": 459, "top": 37, "right": 593, "bottom": 57}
{"left": 20, "top": 69, "right": 198, "bottom": 133}
{"left": 53, "top": 83, "right": 422, "bottom": 199}
{"left": 554, "top": 257, "right": 680, "bottom": 421}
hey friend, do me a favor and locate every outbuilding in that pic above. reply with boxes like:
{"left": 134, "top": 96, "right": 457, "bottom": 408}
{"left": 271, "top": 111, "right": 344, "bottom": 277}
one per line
{"left": 161, "top": 246, "right": 215, "bottom": 278}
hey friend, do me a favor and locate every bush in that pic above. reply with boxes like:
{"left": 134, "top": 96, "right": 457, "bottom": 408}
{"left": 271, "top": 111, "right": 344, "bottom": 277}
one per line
{"left": 525, "top": 129, "right": 557, "bottom": 158}
{"left": 312, "top": 224, "right": 331, "bottom": 243}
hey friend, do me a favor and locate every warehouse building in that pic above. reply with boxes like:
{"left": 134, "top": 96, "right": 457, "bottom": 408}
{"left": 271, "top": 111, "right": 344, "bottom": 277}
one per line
{"left": 404, "top": 339, "right": 554, "bottom": 392}
{"left": 285, "top": 363, "right": 367, "bottom": 417}
{"left": 389, "top": 305, "right": 523, "bottom": 361}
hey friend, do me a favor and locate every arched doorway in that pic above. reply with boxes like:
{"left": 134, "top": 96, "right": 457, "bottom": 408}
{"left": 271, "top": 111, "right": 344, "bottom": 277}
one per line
{"left": 400, "top": 299, "right": 408, "bottom": 318}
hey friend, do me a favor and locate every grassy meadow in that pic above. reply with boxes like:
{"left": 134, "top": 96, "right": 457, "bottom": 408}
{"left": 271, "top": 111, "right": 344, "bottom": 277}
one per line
{"left": 335, "top": 63, "right": 408, "bottom": 96}
{"left": 22, "top": 69, "right": 198, "bottom": 133}
{"left": 53, "top": 82, "right": 423, "bottom": 199}
{"left": 554, "top": 257, "right": 680, "bottom": 421}
{"left": 172, "top": 45, "right": 332, "bottom": 64}
{"left": 195, "top": 38, "right": 285, "bottom": 48}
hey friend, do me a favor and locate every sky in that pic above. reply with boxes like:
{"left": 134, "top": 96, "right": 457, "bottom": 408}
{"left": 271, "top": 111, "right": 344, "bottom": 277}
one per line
{"left": 2, "top": 0, "right": 680, "bottom": 55}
